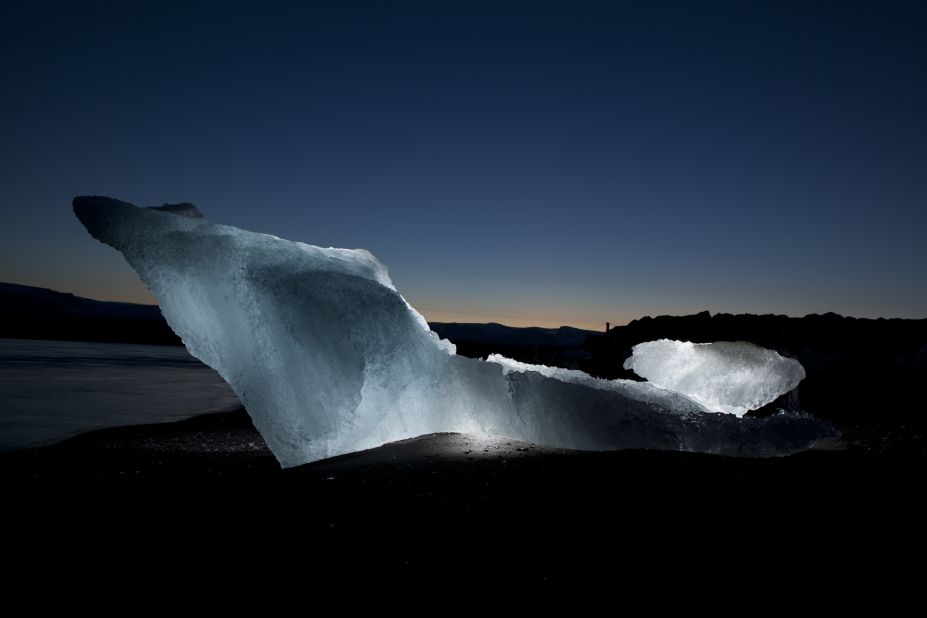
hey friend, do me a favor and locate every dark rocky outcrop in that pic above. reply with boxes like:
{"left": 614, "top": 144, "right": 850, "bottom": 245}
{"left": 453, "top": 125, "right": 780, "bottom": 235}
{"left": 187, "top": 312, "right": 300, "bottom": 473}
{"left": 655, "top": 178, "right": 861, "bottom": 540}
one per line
{"left": 582, "top": 311, "right": 927, "bottom": 431}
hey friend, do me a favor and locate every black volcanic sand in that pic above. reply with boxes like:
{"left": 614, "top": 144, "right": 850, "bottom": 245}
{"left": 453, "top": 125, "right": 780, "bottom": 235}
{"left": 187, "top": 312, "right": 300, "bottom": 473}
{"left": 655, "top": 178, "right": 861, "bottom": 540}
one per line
{"left": 1, "top": 409, "right": 923, "bottom": 610}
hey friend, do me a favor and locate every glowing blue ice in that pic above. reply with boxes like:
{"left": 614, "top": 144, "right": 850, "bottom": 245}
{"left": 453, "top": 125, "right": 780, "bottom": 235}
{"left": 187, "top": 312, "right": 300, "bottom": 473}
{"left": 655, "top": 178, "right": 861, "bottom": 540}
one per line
{"left": 624, "top": 340, "right": 806, "bottom": 417}
{"left": 74, "top": 196, "right": 832, "bottom": 467}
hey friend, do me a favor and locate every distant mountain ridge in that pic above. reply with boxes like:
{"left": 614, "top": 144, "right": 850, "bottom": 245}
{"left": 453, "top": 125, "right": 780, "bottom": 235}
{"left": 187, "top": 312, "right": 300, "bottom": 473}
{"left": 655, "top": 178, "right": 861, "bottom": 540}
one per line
{"left": 584, "top": 309, "right": 927, "bottom": 377}
{"left": 0, "top": 282, "right": 179, "bottom": 345}
{"left": 0, "top": 282, "right": 163, "bottom": 320}
{"left": 429, "top": 322, "right": 595, "bottom": 348}
{"left": 0, "top": 283, "right": 597, "bottom": 349}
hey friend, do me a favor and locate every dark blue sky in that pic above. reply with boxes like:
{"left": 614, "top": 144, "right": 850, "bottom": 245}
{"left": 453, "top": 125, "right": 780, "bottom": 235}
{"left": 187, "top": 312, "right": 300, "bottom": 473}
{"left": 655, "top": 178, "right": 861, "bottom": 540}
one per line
{"left": 2, "top": 0, "right": 925, "bottom": 328}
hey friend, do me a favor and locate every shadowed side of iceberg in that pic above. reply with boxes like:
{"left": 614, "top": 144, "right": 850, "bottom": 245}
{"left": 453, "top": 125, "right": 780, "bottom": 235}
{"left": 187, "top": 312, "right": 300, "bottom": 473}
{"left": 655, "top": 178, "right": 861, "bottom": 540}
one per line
{"left": 73, "top": 196, "right": 835, "bottom": 466}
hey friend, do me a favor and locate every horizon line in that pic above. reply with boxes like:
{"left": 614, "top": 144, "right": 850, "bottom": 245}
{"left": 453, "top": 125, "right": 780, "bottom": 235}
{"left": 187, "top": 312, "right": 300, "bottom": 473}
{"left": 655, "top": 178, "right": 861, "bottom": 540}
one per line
{"left": 4, "top": 279, "right": 925, "bottom": 332}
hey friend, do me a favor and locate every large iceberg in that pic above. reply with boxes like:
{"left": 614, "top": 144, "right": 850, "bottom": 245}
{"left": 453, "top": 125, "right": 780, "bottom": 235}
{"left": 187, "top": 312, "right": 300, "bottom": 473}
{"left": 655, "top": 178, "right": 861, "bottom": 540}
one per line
{"left": 73, "top": 197, "right": 832, "bottom": 466}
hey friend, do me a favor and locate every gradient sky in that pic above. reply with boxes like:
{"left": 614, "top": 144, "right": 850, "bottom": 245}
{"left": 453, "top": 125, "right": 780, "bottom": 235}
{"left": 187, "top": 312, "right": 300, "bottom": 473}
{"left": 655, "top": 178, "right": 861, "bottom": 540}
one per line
{"left": 1, "top": 0, "right": 925, "bottom": 329}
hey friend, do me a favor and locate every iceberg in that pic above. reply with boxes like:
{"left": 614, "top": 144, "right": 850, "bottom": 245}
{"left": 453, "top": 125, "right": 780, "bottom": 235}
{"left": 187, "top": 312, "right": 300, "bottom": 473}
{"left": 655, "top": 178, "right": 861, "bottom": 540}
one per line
{"left": 624, "top": 340, "right": 806, "bottom": 417}
{"left": 73, "top": 196, "right": 832, "bottom": 466}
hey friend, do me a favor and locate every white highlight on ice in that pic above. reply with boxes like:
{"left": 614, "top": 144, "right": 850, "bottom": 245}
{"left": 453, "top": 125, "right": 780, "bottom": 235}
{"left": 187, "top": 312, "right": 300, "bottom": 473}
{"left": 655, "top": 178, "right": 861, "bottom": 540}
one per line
{"left": 623, "top": 340, "right": 805, "bottom": 417}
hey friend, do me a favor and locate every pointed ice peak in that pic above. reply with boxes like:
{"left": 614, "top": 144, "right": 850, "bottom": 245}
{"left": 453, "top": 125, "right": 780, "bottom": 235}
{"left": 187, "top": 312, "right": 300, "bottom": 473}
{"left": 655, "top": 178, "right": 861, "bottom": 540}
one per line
{"left": 151, "top": 203, "right": 204, "bottom": 218}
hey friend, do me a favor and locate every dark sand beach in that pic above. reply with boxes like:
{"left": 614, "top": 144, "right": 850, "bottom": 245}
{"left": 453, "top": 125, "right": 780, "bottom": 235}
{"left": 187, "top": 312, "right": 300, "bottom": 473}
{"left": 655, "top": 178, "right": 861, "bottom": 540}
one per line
{"left": 2, "top": 407, "right": 922, "bottom": 609}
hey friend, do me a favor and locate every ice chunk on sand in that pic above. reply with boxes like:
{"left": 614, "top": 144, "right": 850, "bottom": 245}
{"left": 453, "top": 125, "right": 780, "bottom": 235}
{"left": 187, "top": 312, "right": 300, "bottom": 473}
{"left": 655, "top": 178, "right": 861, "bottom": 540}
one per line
{"left": 624, "top": 340, "right": 806, "bottom": 417}
{"left": 73, "top": 196, "right": 832, "bottom": 466}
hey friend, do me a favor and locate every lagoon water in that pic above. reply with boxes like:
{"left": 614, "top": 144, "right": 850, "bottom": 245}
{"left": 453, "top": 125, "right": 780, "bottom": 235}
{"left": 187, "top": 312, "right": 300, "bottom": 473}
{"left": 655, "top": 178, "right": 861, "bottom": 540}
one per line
{"left": 0, "top": 338, "right": 240, "bottom": 451}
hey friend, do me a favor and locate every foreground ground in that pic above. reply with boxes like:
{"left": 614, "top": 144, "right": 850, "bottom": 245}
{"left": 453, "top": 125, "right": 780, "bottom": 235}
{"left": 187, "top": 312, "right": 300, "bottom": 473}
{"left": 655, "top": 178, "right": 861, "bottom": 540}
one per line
{"left": 1, "top": 409, "right": 923, "bottom": 611}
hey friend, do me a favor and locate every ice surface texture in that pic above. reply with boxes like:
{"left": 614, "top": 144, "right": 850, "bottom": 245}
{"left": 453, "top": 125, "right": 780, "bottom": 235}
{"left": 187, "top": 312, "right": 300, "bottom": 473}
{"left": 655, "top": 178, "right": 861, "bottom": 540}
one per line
{"left": 73, "top": 197, "right": 832, "bottom": 466}
{"left": 624, "top": 340, "right": 806, "bottom": 417}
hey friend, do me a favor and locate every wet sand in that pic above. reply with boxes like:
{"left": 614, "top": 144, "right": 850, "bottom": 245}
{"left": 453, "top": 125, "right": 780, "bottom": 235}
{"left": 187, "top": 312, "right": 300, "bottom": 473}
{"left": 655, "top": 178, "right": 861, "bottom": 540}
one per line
{"left": 1, "top": 408, "right": 923, "bottom": 610}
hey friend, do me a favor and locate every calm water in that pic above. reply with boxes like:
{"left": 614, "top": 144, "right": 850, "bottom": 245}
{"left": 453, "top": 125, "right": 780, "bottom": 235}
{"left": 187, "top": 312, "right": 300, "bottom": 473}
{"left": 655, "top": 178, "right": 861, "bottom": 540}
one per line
{"left": 0, "top": 338, "right": 240, "bottom": 451}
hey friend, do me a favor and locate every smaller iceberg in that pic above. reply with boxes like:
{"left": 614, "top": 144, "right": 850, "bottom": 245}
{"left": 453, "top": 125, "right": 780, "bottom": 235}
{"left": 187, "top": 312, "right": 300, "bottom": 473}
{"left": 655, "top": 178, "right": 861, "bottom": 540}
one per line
{"left": 624, "top": 340, "right": 805, "bottom": 417}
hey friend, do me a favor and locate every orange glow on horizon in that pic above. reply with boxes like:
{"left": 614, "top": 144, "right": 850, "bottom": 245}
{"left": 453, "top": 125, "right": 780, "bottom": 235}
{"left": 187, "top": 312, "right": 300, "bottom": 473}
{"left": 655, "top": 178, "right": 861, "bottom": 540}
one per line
{"left": 22, "top": 276, "right": 632, "bottom": 332}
